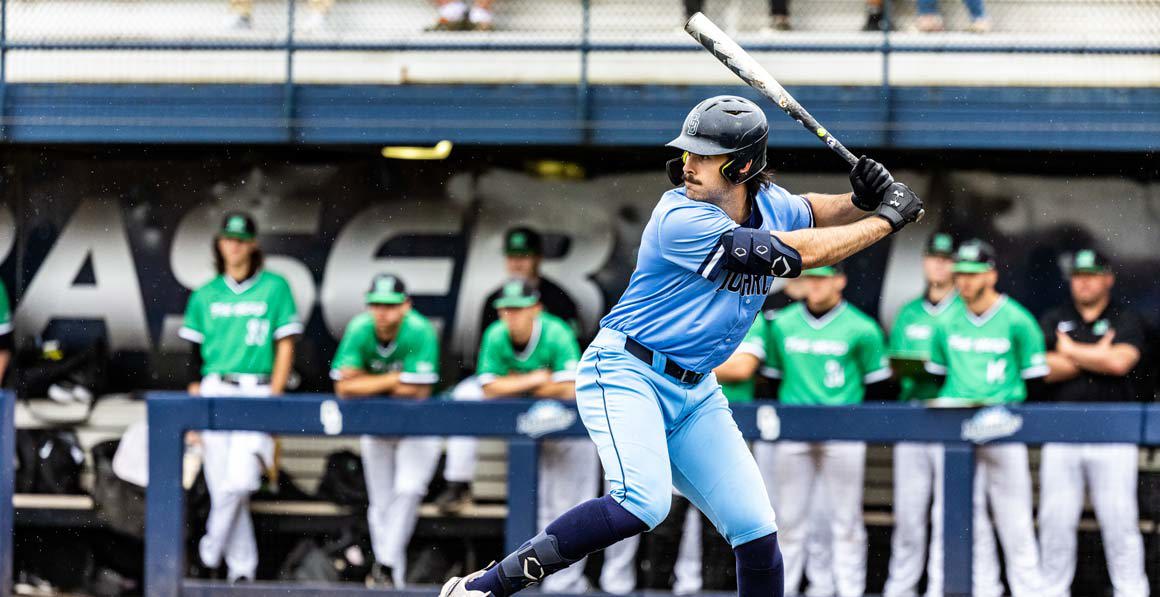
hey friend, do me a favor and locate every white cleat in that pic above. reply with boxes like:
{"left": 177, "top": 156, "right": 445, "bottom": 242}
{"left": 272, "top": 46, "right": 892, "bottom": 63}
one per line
{"left": 439, "top": 564, "right": 495, "bottom": 597}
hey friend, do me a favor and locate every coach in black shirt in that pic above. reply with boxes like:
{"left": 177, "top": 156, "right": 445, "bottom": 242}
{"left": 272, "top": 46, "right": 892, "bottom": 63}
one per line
{"left": 480, "top": 226, "right": 580, "bottom": 339}
{"left": 1037, "top": 248, "right": 1150, "bottom": 597}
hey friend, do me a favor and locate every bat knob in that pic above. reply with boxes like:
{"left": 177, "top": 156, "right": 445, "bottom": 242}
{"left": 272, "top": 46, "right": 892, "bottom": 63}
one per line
{"left": 915, "top": 208, "right": 926, "bottom": 223}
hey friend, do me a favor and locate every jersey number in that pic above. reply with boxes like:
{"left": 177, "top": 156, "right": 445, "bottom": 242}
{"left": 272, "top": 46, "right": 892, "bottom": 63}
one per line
{"left": 985, "top": 359, "right": 1007, "bottom": 384}
{"left": 824, "top": 359, "right": 845, "bottom": 388}
{"left": 245, "top": 319, "right": 270, "bottom": 346}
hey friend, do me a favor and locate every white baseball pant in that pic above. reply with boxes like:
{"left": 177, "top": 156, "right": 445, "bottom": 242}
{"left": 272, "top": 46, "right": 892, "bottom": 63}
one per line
{"left": 361, "top": 434, "right": 443, "bottom": 586}
{"left": 538, "top": 438, "right": 601, "bottom": 593}
{"left": 196, "top": 374, "right": 274, "bottom": 582}
{"left": 1038, "top": 443, "right": 1149, "bottom": 597}
{"left": 883, "top": 442, "right": 944, "bottom": 597}
{"left": 443, "top": 377, "right": 482, "bottom": 484}
{"left": 772, "top": 441, "right": 867, "bottom": 597}
{"left": 972, "top": 443, "right": 1042, "bottom": 597}
{"left": 755, "top": 440, "right": 837, "bottom": 597}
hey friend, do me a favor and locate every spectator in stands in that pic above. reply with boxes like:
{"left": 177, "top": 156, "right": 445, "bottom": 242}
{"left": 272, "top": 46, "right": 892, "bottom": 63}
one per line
{"left": 434, "top": 226, "right": 579, "bottom": 513}
{"left": 331, "top": 274, "right": 442, "bottom": 588}
{"left": 600, "top": 318, "right": 768, "bottom": 595}
{"left": 924, "top": 239, "right": 1045, "bottom": 597}
{"left": 428, "top": 0, "right": 495, "bottom": 32}
{"left": 179, "top": 212, "right": 302, "bottom": 583}
{"left": 682, "top": 0, "right": 791, "bottom": 33}
{"left": 1038, "top": 248, "right": 1151, "bottom": 597}
{"left": 764, "top": 264, "right": 890, "bottom": 597}
{"left": 913, "top": 0, "right": 990, "bottom": 33}
{"left": 225, "top": 0, "right": 333, "bottom": 31}
{"left": 474, "top": 278, "right": 598, "bottom": 592}
{"left": 882, "top": 232, "right": 961, "bottom": 597}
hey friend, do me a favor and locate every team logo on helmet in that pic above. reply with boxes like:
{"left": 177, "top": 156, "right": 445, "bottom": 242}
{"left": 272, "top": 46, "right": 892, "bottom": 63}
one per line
{"left": 687, "top": 112, "right": 701, "bottom": 136}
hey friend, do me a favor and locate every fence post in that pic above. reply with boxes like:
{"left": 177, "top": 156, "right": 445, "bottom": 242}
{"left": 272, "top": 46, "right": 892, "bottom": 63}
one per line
{"left": 0, "top": 391, "right": 14, "bottom": 597}
{"left": 577, "top": 0, "right": 591, "bottom": 146}
{"left": 942, "top": 443, "right": 974, "bottom": 597}
{"left": 505, "top": 438, "right": 540, "bottom": 554}
{"left": 145, "top": 397, "right": 203, "bottom": 597}
{"left": 283, "top": 0, "right": 297, "bottom": 143}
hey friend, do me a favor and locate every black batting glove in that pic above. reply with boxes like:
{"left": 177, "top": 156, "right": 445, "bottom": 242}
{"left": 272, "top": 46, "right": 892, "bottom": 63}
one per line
{"left": 874, "top": 182, "right": 925, "bottom": 232}
{"left": 849, "top": 155, "right": 895, "bottom": 211}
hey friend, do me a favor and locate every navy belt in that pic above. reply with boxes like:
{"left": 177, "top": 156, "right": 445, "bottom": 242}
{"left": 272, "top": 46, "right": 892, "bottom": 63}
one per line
{"left": 624, "top": 336, "right": 705, "bottom": 385}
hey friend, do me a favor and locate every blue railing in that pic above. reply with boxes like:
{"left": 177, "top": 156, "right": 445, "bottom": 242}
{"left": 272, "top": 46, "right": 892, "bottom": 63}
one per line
{"left": 3, "top": 392, "right": 1159, "bottom": 597}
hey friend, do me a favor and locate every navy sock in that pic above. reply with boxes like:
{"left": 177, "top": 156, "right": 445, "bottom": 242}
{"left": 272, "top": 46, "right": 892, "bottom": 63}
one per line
{"left": 465, "top": 495, "right": 647, "bottom": 596}
{"left": 734, "top": 533, "right": 785, "bottom": 597}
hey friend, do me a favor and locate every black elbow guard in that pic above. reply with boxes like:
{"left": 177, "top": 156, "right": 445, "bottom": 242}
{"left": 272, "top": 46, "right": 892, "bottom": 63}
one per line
{"left": 721, "top": 228, "right": 802, "bottom": 278}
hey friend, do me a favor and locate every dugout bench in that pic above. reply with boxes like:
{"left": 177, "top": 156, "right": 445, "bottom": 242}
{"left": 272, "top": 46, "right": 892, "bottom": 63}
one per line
{"left": 4, "top": 392, "right": 1160, "bottom": 597}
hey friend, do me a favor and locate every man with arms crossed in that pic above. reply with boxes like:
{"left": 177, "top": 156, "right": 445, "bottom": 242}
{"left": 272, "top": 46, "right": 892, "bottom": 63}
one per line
{"left": 441, "top": 94, "right": 923, "bottom": 597}
{"left": 331, "top": 274, "right": 442, "bottom": 588}
{"left": 883, "top": 232, "right": 961, "bottom": 597}
{"left": 1038, "top": 249, "right": 1150, "bottom": 597}
{"left": 925, "top": 239, "right": 1046, "bottom": 597}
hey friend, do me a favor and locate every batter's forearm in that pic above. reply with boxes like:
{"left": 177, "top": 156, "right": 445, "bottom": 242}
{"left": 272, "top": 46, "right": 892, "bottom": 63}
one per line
{"left": 774, "top": 216, "right": 892, "bottom": 269}
{"left": 804, "top": 192, "right": 866, "bottom": 227}
{"left": 270, "top": 338, "right": 295, "bottom": 395}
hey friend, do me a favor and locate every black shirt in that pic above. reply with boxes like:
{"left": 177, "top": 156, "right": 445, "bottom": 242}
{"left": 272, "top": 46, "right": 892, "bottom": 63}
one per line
{"left": 480, "top": 276, "right": 580, "bottom": 341}
{"left": 1039, "top": 300, "right": 1149, "bottom": 403}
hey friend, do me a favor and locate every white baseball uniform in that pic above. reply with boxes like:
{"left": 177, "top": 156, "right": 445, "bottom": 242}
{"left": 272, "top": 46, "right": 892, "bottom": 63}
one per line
{"left": 197, "top": 374, "right": 275, "bottom": 582}
{"left": 972, "top": 443, "right": 1043, "bottom": 597}
{"left": 883, "top": 442, "right": 944, "bottom": 597}
{"left": 1038, "top": 443, "right": 1149, "bottom": 597}
{"left": 361, "top": 435, "right": 443, "bottom": 585}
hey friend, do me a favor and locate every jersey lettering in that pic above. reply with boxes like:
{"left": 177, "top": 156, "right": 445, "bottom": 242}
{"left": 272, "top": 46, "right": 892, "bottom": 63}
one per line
{"left": 716, "top": 271, "right": 775, "bottom": 296}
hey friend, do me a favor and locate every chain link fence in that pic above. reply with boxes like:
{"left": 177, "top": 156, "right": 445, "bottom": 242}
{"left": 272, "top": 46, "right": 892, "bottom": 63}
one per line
{"left": 0, "top": 0, "right": 1156, "bottom": 84}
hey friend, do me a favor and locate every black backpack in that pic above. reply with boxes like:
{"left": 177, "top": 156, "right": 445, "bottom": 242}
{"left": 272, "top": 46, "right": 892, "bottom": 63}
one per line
{"left": 314, "top": 450, "right": 368, "bottom": 506}
{"left": 90, "top": 439, "right": 145, "bottom": 539}
{"left": 14, "top": 429, "right": 84, "bottom": 494}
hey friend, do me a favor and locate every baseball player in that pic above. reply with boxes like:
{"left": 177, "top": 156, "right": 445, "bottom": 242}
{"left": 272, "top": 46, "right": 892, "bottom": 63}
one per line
{"left": 764, "top": 264, "right": 891, "bottom": 597}
{"left": 599, "top": 317, "right": 768, "bottom": 595}
{"left": 436, "top": 227, "right": 581, "bottom": 515}
{"left": 179, "top": 212, "right": 302, "bottom": 583}
{"left": 1038, "top": 249, "right": 1150, "bottom": 597}
{"left": 440, "top": 94, "right": 923, "bottom": 597}
{"left": 330, "top": 274, "right": 442, "bottom": 588}
{"left": 882, "top": 232, "right": 962, "bottom": 597}
{"left": 924, "top": 239, "right": 1047, "bottom": 597}
{"left": 477, "top": 278, "right": 599, "bottom": 593}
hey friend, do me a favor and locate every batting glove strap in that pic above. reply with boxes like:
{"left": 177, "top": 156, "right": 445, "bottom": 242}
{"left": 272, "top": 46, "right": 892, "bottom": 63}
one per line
{"left": 874, "top": 182, "right": 924, "bottom": 232}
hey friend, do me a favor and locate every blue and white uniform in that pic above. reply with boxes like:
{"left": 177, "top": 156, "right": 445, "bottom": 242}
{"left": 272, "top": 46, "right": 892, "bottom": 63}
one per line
{"left": 576, "top": 184, "right": 813, "bottom": 546}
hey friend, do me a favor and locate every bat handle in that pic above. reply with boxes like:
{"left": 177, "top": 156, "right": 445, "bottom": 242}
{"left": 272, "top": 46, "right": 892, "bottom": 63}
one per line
{"left": 831, "top": 141, "right": 858, "bottom": 167}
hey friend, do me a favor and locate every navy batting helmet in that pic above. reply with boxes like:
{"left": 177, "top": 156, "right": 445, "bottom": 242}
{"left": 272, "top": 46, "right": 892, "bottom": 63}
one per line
{"left": 665, "top": 95, "right": 769, "bottom": 186}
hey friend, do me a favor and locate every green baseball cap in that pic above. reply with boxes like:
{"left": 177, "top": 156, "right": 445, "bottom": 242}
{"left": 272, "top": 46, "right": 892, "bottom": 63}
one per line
{"left": 952, "top": 239, "right": 997, "bottom": 273}
{"left": 365, "top": 274, "right": 408, "bottom": 305}
{"left": 802, "top": 263, "right": 844, "bottom": 277}
{"left": 492, "top": 278, "right": 541, "bottom": 309}
{"left": 219, "top": 212, "right": 257, "bottom": 241}
{"left": 504, "top": 227, "right": 543, "bottom": 256}
{"left": 1070, "top": 248, "right": 1110, "bottom": 274}
{"left": 925, "top": 232, "right": 955, "bottom": 257}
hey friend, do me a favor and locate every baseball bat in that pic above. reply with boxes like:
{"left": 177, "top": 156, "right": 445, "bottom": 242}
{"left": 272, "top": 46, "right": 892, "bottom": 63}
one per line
{"left": 684, "top": 12, "right": 858, "bottom": 167}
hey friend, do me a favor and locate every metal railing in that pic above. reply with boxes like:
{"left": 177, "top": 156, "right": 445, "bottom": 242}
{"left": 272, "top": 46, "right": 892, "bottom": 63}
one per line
{"left": 128, "top": 393, "right": 1157, "bottom": 597}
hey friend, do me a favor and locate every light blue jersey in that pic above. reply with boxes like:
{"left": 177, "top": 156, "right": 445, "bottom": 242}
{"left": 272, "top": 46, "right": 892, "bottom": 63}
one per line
{"left": 600, "top": 184, "right": 814, "bottom": 373}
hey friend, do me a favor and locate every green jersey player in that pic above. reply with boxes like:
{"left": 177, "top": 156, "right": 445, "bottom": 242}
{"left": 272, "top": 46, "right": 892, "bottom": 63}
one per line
{"left": 477, "top": 279, "right": 598, "bottom": 593}
{"left": 882, "top": 231, "right": 961, "bottom": 597}
{"left": 763, "top": 264, "right": 888, "bottom": 596}
{"left": 331, "top": 274, "right": 441, "bottom": 588}
{"left": 179, "top": 212, "right": 301, "bottom": 583}
{"left": 924, "top": 239, "right": 1046, "bottom": 597}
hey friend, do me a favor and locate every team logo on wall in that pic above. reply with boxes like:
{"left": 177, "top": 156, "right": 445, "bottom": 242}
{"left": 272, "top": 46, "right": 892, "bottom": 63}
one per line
{"left": 517, "top": 400, "right": 577, "bottom": 438}
{"left": 961, "top": 406, "right": 1022, "bottom": 444}
{"left": 756, "top": 404, "right": 781, "bottom": 441}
